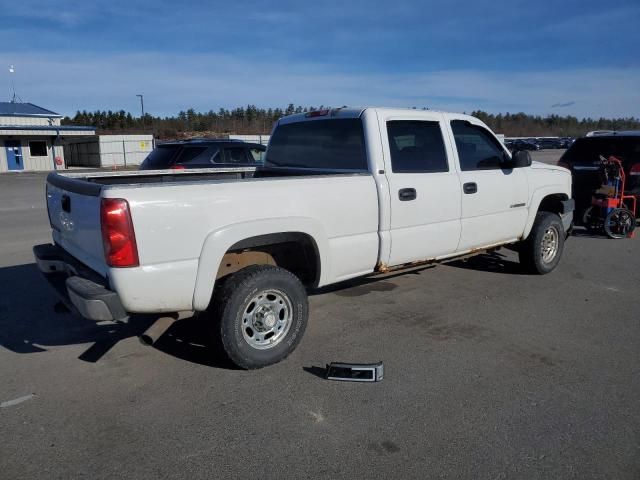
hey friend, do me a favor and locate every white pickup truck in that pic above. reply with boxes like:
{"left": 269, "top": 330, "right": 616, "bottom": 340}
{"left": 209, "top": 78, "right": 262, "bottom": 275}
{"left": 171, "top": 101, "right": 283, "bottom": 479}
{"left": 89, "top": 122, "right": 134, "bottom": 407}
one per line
{"left": 34, "top": 107, "right": 574, "bottom": 368}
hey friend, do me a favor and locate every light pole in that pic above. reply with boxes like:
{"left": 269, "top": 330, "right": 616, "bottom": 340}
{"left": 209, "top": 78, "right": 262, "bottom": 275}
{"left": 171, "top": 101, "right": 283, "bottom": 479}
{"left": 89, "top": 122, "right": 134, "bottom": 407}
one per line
{"left": 136, "top": 94, "right": 144, "bottom": 132}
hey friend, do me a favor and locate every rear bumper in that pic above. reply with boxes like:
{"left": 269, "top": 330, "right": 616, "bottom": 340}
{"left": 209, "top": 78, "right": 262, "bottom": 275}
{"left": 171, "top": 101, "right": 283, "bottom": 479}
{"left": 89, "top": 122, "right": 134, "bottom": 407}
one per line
{"left": 33, "top": 244, "right": 128, "bottom": 322}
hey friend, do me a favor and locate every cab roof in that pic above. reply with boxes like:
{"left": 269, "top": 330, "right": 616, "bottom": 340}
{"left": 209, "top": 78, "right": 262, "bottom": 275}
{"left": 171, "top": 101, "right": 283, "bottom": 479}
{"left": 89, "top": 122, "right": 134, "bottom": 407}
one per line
{"left": 278, "top": 106, "right": 477, "bottom": 125}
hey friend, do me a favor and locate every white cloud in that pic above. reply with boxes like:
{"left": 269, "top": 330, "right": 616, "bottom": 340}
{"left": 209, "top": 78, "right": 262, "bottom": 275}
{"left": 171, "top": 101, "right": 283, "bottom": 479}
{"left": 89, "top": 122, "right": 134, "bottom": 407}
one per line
{"left": 1, "top": 51, "right": 638, "bottom": 119}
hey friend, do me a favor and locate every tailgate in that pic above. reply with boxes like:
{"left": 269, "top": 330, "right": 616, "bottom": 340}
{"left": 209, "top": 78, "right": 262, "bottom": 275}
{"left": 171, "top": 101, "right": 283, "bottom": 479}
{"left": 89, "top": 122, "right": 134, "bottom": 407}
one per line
{"left": 46, "top": 174, "right": 107, "bottom": 276}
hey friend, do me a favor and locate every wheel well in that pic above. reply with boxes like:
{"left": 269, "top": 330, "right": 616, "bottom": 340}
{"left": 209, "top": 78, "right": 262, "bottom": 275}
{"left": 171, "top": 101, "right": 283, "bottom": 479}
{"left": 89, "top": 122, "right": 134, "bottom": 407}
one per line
{"left": 537, "top": 194, "right": 568, "bottom": 215}
{"left": 215, "top": 232, "right": 320, "bottom": 288}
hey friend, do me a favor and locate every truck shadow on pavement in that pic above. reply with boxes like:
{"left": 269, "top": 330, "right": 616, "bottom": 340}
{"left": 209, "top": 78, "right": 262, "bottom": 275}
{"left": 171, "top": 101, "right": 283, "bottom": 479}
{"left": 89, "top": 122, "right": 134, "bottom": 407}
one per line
{"left": 0, "top": 263, "right": 238, "bottom": 369}
{"left": 569, "top": 227, "right": 614, "bottom": 239}
{"left": 311, "top": 265, "right": 435, "bottom": 296}
{"left": 444, "top": 250, "right": 527, "bottom": 275}
{"left": 0, "top": 252, "right": 534, "bottom": 368}
{"left": 153, "top": 316, "right": 240, "bottom": 369}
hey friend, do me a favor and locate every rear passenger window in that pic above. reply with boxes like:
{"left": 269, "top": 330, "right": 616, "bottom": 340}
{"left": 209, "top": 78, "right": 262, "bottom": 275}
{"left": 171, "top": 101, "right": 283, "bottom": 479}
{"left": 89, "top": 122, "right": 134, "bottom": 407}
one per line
{"left": 451, "top": 120, "right": 505, "bottom": 171}
{"left": 223, "top": 147, "right": 250, "bottom": 164}
{"left": 208, "top": 147, "right": 221, "bottom": 163}
{"left": 174, "top": 147, "right": 208, "bottom": 165}
{"left": 387, "top": 121, "right": 448, "bottom": 173}
{"left": 249, "top": 148, "right": 265, "bottom": 163}
{"left": 266, "top": 119, "right": 367, "bottom": 170}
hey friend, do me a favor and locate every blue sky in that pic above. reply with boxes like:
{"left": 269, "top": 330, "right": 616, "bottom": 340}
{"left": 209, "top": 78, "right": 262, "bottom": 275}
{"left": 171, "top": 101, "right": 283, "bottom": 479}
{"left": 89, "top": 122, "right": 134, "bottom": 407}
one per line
{"left": 1, "top": 0, "right": 639, "bottom": 118}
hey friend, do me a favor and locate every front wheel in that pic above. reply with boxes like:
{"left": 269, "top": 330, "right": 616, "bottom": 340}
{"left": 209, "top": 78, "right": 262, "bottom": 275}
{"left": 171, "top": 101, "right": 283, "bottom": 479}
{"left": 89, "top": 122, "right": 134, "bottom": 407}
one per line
{"left": 212, "top": 265, "right": 308, "bottom": 369}
{"left": 518, "top": 212, "right": 565, "bottom": 274}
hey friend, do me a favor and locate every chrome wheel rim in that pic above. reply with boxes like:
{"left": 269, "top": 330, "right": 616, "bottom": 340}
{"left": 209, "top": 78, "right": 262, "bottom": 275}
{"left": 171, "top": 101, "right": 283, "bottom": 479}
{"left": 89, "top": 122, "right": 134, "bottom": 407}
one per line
{"left": 541, "top": 225, "right": 559, "bottom": 264}
{"left": 241, "top": 289, "right": 293, "bottom": 350}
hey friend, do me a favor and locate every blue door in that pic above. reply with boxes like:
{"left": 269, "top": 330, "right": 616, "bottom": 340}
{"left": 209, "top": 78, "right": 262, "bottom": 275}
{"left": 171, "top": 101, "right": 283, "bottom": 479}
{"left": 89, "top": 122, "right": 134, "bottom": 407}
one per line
{"left": 5, "top": 141, "right": 24, "bottom": 171}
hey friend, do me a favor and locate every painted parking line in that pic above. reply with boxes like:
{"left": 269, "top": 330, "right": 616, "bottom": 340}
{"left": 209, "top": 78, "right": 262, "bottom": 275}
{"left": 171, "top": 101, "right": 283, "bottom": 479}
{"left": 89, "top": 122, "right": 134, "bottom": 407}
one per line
{"left": 1, "top": 394, "right": 35, "bottom": 408}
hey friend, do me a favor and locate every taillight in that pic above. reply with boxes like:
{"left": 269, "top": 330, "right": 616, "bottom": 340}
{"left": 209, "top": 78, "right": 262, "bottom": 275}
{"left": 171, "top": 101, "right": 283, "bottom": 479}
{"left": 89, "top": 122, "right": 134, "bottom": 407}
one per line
{"left": 170, "top": 164, "right": 185, "bottom": 170}
{"left": 100, "top": 198, "right": 139, "bottom": 267}
{"left": 630, "top": 163, "right": 640, "bottom": 176}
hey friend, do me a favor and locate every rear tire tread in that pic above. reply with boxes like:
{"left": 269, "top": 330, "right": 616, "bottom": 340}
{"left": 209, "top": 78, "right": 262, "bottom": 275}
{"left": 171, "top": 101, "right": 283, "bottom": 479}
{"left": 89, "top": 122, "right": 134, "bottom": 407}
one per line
{"left": 211, "top": 265, "right": 308, "bottom": 369}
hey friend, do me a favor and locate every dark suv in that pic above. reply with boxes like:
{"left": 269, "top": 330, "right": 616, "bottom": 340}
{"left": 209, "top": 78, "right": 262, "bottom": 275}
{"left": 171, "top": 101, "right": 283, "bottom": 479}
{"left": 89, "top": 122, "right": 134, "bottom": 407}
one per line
{"left": 557, "top": 132, "right": 640, "bottom": 218}
{"left": 140, "top": 139, "right": 266, "bottom": 170}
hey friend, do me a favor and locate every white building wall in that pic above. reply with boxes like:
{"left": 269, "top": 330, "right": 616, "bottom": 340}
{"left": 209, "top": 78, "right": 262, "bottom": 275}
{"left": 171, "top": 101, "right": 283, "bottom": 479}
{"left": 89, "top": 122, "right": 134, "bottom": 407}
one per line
{"left": 53, "top": 144, "right": 65, "bottom": 169}
{"left": 22, "top": 138, "right": 53, "bottom": 171}
{"left": 0, "top": 128, "right": 91, "bottom": 136}
{"left": 0, "top": 104, "right": 93, "bottom": 171}
{"left": 0, "top": 116, "right": 61, "bottom": 126}
{"left": 0, "top": 138, "right": 56, "bottom": 172}
{"left": 0, "top": 141, "right": 7, "bottom": 173}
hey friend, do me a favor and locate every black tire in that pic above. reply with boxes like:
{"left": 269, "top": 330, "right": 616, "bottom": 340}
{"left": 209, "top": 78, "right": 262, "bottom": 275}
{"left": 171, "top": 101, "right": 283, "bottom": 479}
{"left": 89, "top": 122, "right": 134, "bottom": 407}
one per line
{"left": 603, "top": 208, "right": 636, "bottom": 239}
{"left": 518, "top": 212, "right": 565, "bottom": 274}
{"left": 212, "top": 265, "right": 308, "bottom": 369}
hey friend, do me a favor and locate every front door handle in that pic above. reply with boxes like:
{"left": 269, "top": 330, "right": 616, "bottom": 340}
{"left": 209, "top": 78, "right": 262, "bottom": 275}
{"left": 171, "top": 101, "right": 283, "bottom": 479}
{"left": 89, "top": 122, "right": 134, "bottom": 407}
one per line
{"left": 398, "top": 188, "right": 417, "bottom": 201}
{"left": 463, "top": 182, "right": 477, "bottom": 194}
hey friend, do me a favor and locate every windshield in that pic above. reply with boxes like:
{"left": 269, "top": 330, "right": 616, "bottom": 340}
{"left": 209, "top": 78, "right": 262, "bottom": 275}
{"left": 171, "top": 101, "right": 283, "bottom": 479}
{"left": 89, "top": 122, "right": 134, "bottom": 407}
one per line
{"left": 266, "top": 119, "right": 367, "bottom": 171}
{"left": 141, "top": 145, "right": 179, "bottom": 169}
{"left": 561, "top": 137, "right": 640, "bottom": 167}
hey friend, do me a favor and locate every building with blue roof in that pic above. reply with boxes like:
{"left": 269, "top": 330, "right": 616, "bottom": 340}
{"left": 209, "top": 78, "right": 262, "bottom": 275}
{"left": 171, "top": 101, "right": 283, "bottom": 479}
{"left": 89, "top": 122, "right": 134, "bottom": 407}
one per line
{"left": 0, "top": 102, "right": 95, "bottom": 172}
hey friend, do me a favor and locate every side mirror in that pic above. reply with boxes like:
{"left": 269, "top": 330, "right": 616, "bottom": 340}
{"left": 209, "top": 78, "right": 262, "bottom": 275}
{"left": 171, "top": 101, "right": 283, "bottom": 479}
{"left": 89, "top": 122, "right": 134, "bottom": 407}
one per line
{"left": 510, "top": 150, "right": 532, "bottom": 168}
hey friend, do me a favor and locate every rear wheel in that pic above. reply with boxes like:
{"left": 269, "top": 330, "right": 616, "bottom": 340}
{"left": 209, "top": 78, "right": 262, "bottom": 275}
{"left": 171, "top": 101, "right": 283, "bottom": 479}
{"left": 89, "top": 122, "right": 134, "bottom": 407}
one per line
{"left": 604, "top": 208, "right": 636, "bottom": 239}
{"left": 519, "top": 212, "right": 565, "bottom": 274}
{"left": 212, "top": 265, "right": 308, "bottom": 369}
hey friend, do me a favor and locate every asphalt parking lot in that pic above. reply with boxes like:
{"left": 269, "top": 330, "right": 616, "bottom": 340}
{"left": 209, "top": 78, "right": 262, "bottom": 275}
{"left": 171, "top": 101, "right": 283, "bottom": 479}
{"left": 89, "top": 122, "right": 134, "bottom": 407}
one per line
{"left": 1, "top": 158, "right": 639, "bottom": 479}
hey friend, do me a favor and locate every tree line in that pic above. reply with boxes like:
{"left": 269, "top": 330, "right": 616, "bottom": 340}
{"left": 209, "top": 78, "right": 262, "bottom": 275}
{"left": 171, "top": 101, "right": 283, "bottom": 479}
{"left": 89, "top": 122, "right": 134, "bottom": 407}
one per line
{"left": 62, "top": 104, "right": 640, "bottom": 139}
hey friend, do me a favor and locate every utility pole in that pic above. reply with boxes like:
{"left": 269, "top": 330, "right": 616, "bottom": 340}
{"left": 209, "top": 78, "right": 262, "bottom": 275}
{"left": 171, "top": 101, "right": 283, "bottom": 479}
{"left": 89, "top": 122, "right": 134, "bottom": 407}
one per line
{"left": 136, "top": 94, "right": 145, "bottom": 132}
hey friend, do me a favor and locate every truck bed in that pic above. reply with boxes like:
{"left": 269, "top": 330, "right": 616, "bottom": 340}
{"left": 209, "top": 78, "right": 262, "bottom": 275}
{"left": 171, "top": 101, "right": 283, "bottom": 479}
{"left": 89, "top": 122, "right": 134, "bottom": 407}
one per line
{"left": 48, "top": 166, "right": 362, "bottom": 191}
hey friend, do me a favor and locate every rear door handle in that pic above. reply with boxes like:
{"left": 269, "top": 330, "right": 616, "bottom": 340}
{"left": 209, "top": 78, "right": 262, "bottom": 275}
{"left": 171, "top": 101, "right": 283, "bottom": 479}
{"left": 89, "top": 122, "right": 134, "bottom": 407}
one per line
{"left": 398, "top": 188, "right": 417, "bottom": 201}
{"left": 463, "top": 182, "right": 477, "bottom": 194}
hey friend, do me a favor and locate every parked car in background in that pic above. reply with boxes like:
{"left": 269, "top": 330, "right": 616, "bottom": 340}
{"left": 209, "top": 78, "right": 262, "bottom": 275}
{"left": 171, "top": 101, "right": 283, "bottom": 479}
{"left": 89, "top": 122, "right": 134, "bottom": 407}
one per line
{"left": 557, "top": 131, "right": 640, "bottom": 218}
{"left": 560, "top": 137, "right": 575, "bottom": 149}
{"left": 139, "top": 139, "right": 266, "bottom": 170}
{"left": 511, "top": 139, "right": 540, "bottom": 151}
{"left": 537, "top": 138, "right": 564, "bottom": 150}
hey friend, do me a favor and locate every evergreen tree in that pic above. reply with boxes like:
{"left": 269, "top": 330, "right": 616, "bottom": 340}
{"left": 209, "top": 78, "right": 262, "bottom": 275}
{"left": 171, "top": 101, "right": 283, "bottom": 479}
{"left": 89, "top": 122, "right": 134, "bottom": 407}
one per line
{"left": 60, "top": 105, "right": 640, "bottom": 139}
